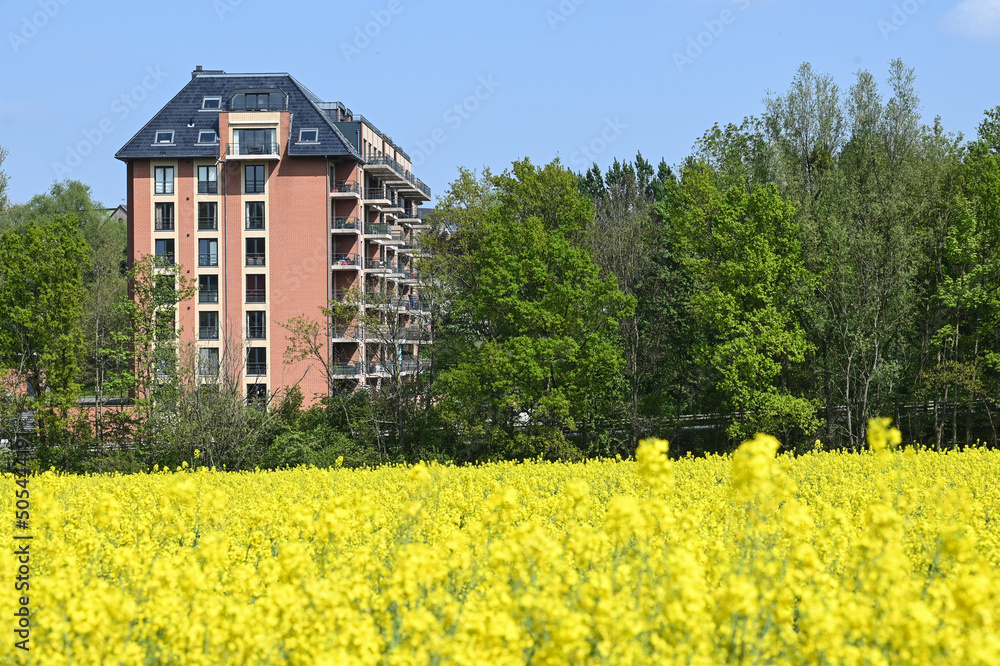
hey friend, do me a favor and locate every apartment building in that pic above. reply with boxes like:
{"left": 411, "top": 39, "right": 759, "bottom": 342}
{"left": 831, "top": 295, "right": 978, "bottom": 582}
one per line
{"left": 116, "top": 67, "right": 432, "bottom": 404}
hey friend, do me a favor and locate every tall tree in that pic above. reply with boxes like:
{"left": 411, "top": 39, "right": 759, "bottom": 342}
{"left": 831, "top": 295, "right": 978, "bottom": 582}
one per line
{"left": 427, "top": 159, "right": 634, "bottom": 460}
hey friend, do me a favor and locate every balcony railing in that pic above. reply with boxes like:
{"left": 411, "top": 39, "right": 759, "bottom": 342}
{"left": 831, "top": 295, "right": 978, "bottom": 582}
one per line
{"left": 365, "top": 222, "right": 389, "bottom": 236}
{"left": 198, "top": 181, "right": 218, "bottom": 194}
{"left": 365, "top": 258, "right": 389, "bottom": 270}
{"left": 331, "top": 325, "right": 356, "bottom": 339}
{"left": 227, "top": 142, "right": 280, "bottom": 157}
{"left": 198, "top": 253, "right": 219, "bottom": 267}
{"left": 245, "top": 254, "right": 266, "bottom": 267}
{"left": 247, "top": 325, "right": 266, "bottom": 339}
{"left": 154, "top": 219, "right": 174, "bottom": 231}
{"left": 154, "top": 254, "right": 174, "bottom": 267}
{"left": 246, "top": 216, "right": 265, "bottom": 230}
{"left": 363, "top": 187, "right": 390, "bottom": 202}
{"left": 331, "top": 362, "right": 363, "bottom": 377}
{"left": 364, "top": 153, "right": 432, "bottom": 199}
{"left": 246, "top": 289, "right": 266, "bottom": 303}
{"left": 198, "top": 217, "right": 217, "bottom": 230}
{"left": 331, "top": 181, "right": 361, "bottom": 196}
{"left": 332, "top": 253, "right": 361, "bottom": 267}
{"left": 332, "top": 216, "right": 359, "bottom": 230}
{"left": 199, "top": 326, "right": 219, "bottom": 340}
{"left": 246, "top": 362, "right": 267, "bottom": 376}
{"left": 199, "top": 290, "right": 219, "bottom": 304}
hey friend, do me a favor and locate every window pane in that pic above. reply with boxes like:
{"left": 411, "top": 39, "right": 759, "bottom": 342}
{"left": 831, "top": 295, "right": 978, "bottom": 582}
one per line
{"left": 199, "top": 239, "right": 218, "bottom": 267}
{"left": 246, "top": 238, "right": 265, "bottom": 266}
{"left": 247, "top": 311, "right": 266, "bottom": 339}
{"left": 246, "top": 201, "right": 265, "bottom": 229}
{"left": 246, "top": 275, "right": 265, "bottom": 303}
{"left": 198, "top": 274, "right": 219, "bottom": 303}
{"left": 155, "top": 203, "right": 174, "bottom": 230}
{"left": 198, "top": 202, "right": 217, "bottom": 230}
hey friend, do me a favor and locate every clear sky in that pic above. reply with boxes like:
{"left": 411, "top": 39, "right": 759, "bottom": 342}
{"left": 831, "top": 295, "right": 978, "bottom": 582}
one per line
{"left": 1, "top": 0, "right": 998, "bottom": 208}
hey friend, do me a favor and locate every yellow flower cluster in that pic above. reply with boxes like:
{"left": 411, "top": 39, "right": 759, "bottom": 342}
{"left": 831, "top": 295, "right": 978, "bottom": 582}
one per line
{"left": 3, "top": 435, "right": 1000, "bottom": 664}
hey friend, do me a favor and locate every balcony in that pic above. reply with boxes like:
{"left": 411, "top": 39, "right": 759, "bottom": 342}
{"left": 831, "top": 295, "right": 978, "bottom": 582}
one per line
{"left": 245, "top": 254, "right": 265, "bottom": 267}
{"left": 226, "top": 142, "right": 281, "bottom": 160}
{"left": 331, "top": 324, "right": 358, "bottom": 340}
{"left": 364, "top": 258, "right": 390, "bottom": 271}
{"left": 364, "top": 152, "right": 431, "bottom": 200}
{"left": 398, "top": 212, "right": 427, "bottom": 227}
{"left": 365, "top": 222, "right": 389, "bottom": 236}
{"left": 363, "top": 187, "right": 391, "bottom": 205}
{"left": 331, "top": 216, "right": 360, "bottom": 232}
{"left": 331, "top": 181, "right": 361, "bottom": 198}
{"left": 331, "top": 361, "right": 363, "bottom": 377}
{"left": 332, "top": 253, "right": 361, "bottom": 269}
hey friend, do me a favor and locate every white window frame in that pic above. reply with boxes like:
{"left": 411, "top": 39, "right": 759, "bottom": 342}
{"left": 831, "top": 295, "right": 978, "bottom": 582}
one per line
{"left": 197, "top": 130, "right": 218, "bottom": 144}
{"left": 298, "top": 128, "right": 319, "bottom": 143}
{"left": 154, "top": 130, "right": 174, "bottom": 144}
{"left": 201, "top": 97, "right": 222, "bottom": 111}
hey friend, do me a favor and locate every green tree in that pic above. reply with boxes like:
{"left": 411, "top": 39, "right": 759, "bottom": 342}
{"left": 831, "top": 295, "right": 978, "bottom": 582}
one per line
{"left": 668, "top": 162, "right": 820, "bottom": 444}
{"left": 426, "top": 160, "right": 634, "bottom": 460}
{"left": 0, "top": 216, "right": 90, "bottom": 458}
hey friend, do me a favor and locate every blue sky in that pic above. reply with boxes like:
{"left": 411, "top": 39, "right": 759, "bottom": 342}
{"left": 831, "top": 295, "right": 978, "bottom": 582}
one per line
{"left": 1, "top": 0, "right": 999, "bottom": 207}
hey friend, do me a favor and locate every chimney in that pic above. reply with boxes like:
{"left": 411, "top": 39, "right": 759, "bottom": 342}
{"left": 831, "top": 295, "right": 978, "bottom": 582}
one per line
{"left": 192, "top": 65, "right": 204, "bottom": 80}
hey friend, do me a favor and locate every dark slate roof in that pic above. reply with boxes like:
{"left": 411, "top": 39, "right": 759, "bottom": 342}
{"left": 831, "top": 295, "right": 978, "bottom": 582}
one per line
{"left": 115, "top": 72, "right": 362, "bottom": 161}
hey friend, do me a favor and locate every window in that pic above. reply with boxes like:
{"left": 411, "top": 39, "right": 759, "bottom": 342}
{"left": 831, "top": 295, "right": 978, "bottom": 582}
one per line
{"left": 245, "top": 238, "right": 265, "bottom": 266}
{"left": 198, "top": 165, "right": 218, "bottom": 193}
{"left": 234, "top": 129, "right": 277, "bottom": 156}
{"left": 198, "top": 130, "right": 218, "bottom": 144}
{"left": 247, "top": 383, "right": 268, "bottom": 409}
{"left": 298, "top": 128, "right": 318, "bottom": 143}
{"left": 154, "top": 239, "right": 174, "bottom": 266}
{"left": 198, "top": 202, "right": 218, "bottom": 230}
{"left": 198, "top": 238, "right": 218, "bottom": 267}
{"left": 199, "top": 348, "right": 220, "bottom": 377}
{"left": 245, "top": 165, "right": 265, "bottom": 193}
{"left": 247, "top": 348, "right": 267, "bottom": 376}
{"left": 199, "top": 311, "right": 219, "bottom": 340}
{"left": 198, "top": 274, "right": 219, "bottom": 303}
{"left": 246, "top": 275, "right": 265, "bottom": 303}
{"left": 230, "top": 91, "right": 284, "bottom": 111}
{"left": 247, "top": 311, "right": 266, "bottom": 339}
{"left": 154, "top": 202, "right": 174, "bottom": 231}
{"left": 202, "top": 97, "right": 222, "bottom": 110}
{"left": 245, "top": 201, "right": 265, "bottom": 229}
{"left": 154, "top": 166, "right": 174, "bottom": 194}
{"left": 154, "top": 130, "right": 174, "bottom": 144}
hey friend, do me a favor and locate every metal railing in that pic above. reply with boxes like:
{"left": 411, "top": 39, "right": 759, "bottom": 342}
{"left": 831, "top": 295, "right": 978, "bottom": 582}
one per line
{"left": 247, "top": 325, "right": 266, "bottom": 339}
{"left": 246, "top": 289, "right": 266, "bottom": 303}
{"left": 332, "top": 216, "right": 359, "bottom": 230}
{"left": 198, "top": 217, "right": 217, "bottom": 230}
{"left": 199, "top": 290, "right": 219, "bottom": 304}
{"left": 227, "top": 142, "right": 280, "bottom": 157}
{"left": 331, "top": 362, "right": 363, "bottom": 377}
{"left": 365, "top": 222, "right": 389, "bottom": 236}
{"left": 363, "top": 187, "right": 390, "bottom": 201}
{"left": 332, "top": 253, "right": 361, "bottom": 267}
{"left": 198, "top": 253, "right": 218, "bottom": 267}
{"left": 199, "top": 326, "right": 219, "bottom": 340}
{"left": 365, "top": 258, "right": 389, "bottom": 270}
{"left": 332, "top": 181, "right": 361, "bottom": 195}
{"left": 246, "top": 362, "right": 267, "bottom": 376}
{"left": 245, "top": 254, "right": 266, "bottom": 267}
{"left": 363, "top": 152, "right": 432, "bottom": 198}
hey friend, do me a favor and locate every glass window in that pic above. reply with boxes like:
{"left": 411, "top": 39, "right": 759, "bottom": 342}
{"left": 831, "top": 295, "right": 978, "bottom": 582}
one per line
{"left": 199, "top": 311, "right": 219, "bottom": 340}
{"left": 247, "top": 348, "right": 267, "bottom": 376}
{"left": 198, "top": 165, "right": 218, "bottom": 194}
{"left": 246, "top": 383, "right": 268, "bottom": 409}
{"left": 235, "top": 129, "right": 276, "bottom": 156}
{"left": 245, "top": 201, "right": 265, "bottom": 229}
{"left": 198, "top": 238, "right": 218, "bottom": 267}
{"left": 154, "top": 239, "right": 174, "bottom": 266}
{"left": 246, "top": 275, "right": 265, "bottom": 303}
{"left": 298, "top": 129, "right": 318, "bottom": 142}
{"left": 246, "top": 237, "right": 265, "bottom": 266}
{"left": 202, "top": 97, "right": 221, "bottom": 110}
{"left": 154, "top": 202, "right": 174, "bottom": 231}
{"left": 198, "top": 202, "right": 217, "bottom": 230}
{"left": 198, "top": 131, "right": 218, "bottom": 144}
{"left": 245, "top": 165, "right": 265, "bottom": 193}
{"left": 247, "top": 311, "right": 266, "bottom": 339}
{"left": 199, "top": 348, "right": 220, "bottom": 376}
{"left": 198, "top": 274, "right": 219, "bottom": 303}
{"left": 154, "top": 166, "right": 174, "bottom": 195}
{"left": 154, "top": 131, "right": 174, "bottom": 144}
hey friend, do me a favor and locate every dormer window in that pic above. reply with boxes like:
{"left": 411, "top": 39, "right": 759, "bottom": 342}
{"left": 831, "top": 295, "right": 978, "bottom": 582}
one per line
{"left": 298, "top": 129, "right": 318, "bottom": 143}
{"left": 154, "top": 130, "right": 174, "bottom": 144}
{"left": 202, "top": 97, "right": 222, "bottom": 110}
{"left": 198, "top": 130, "right": 218, "bottom": 144}
{"left": 229, "top": 90, "right": 286, "bottom": 112}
